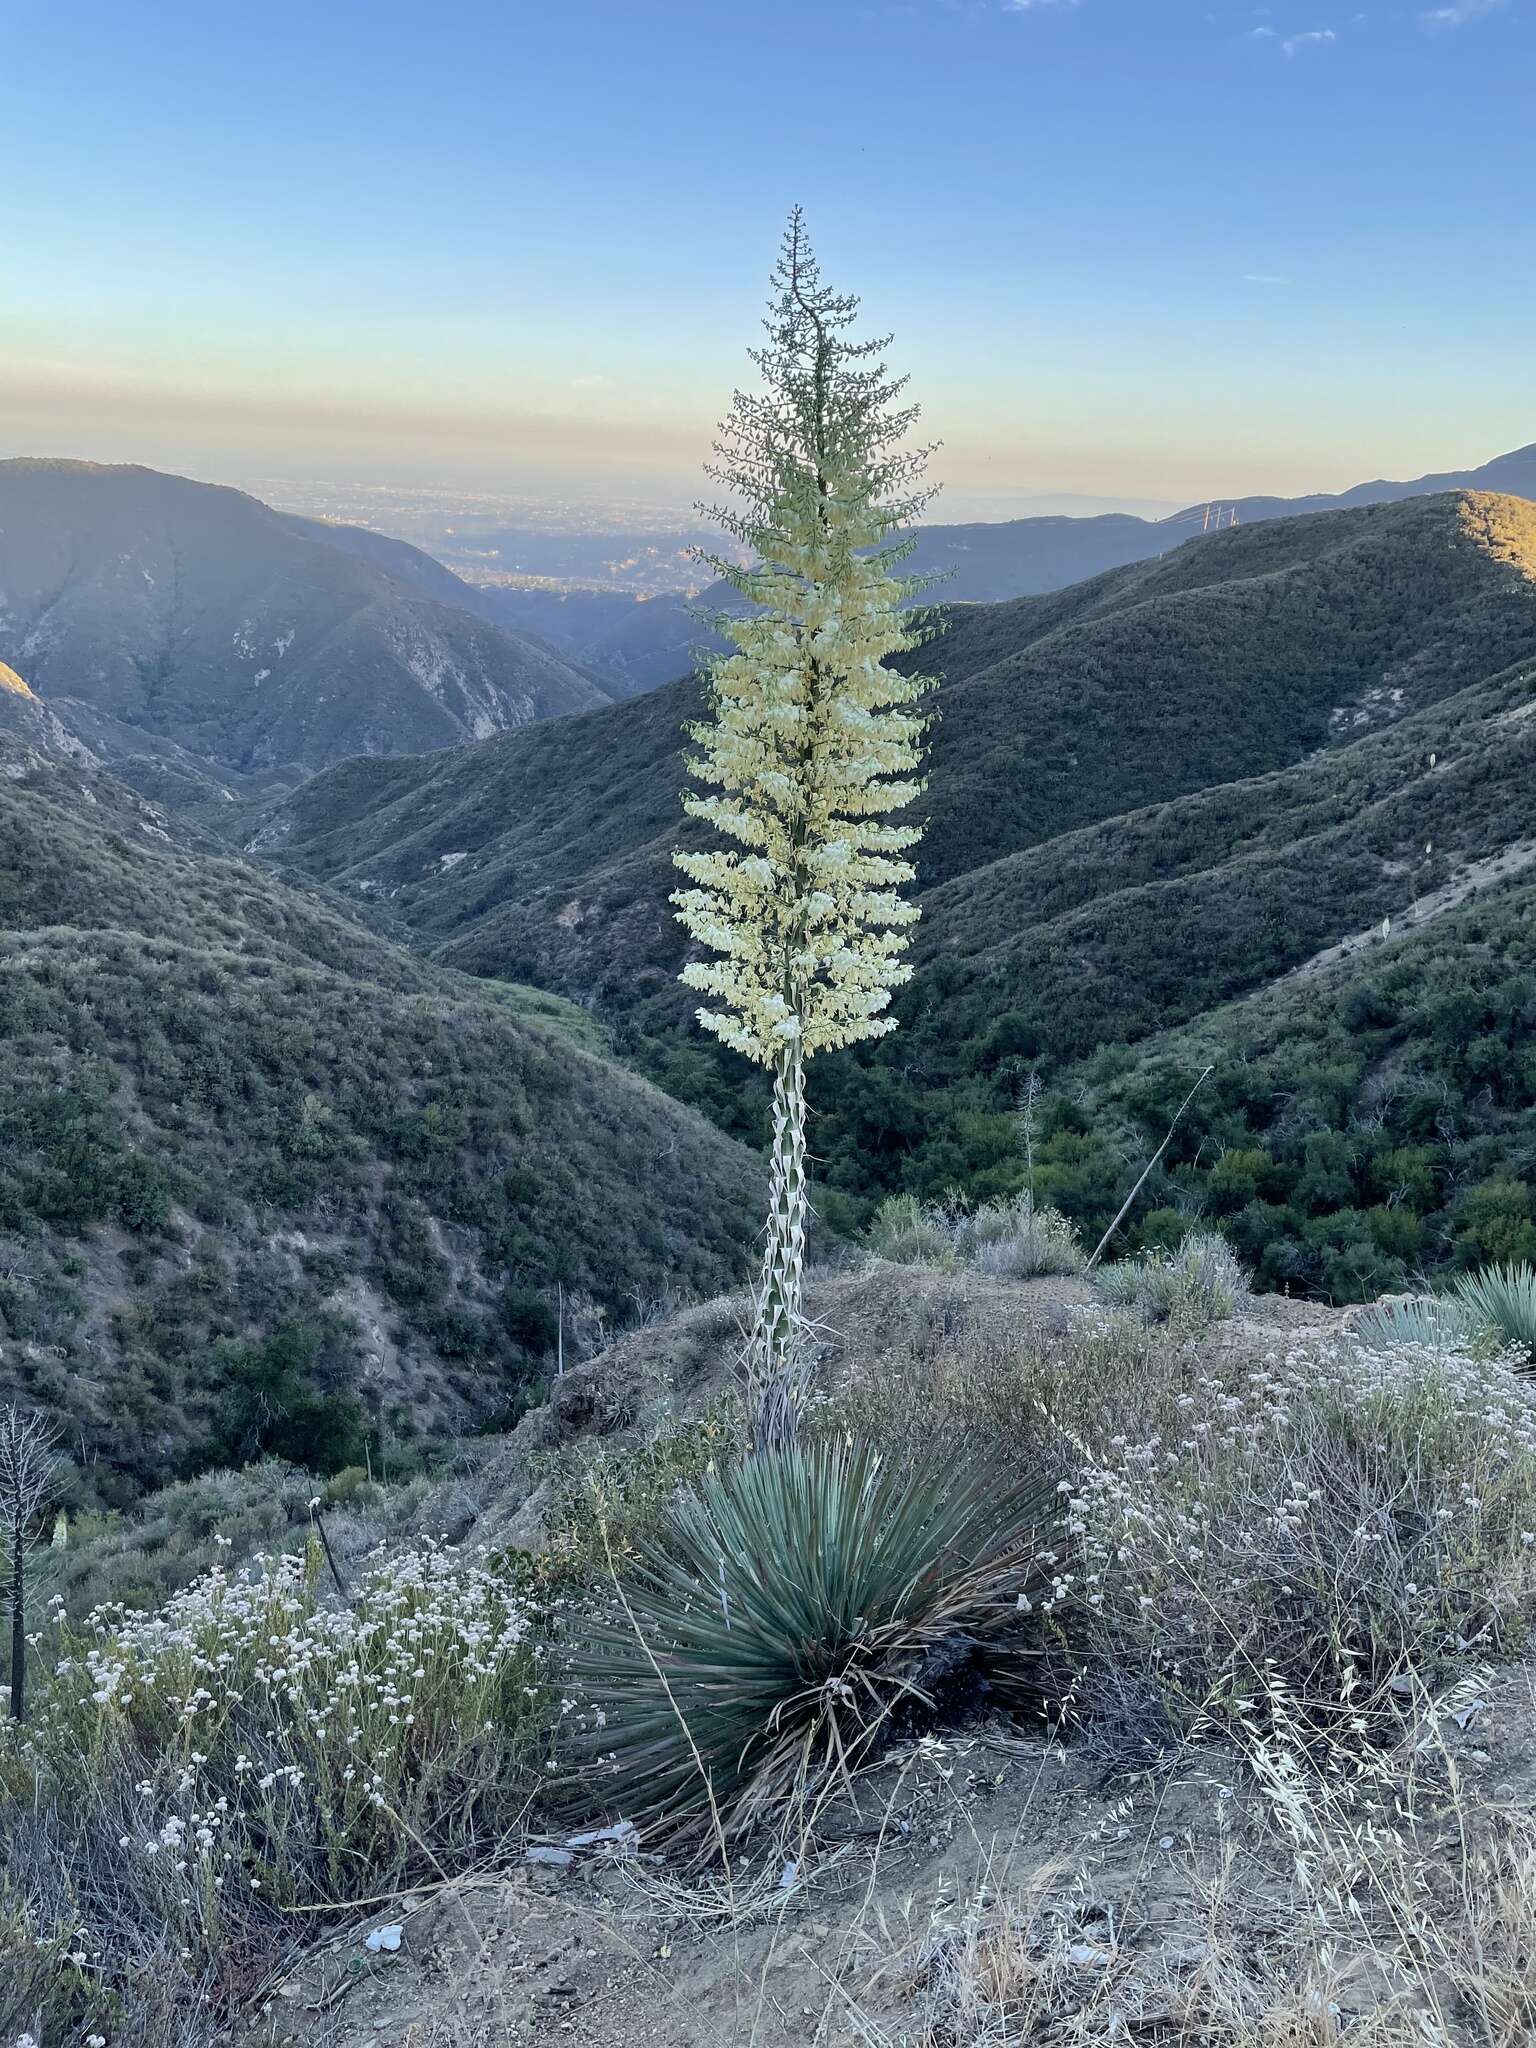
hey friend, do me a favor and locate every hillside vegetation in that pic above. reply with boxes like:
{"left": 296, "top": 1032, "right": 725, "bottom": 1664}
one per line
{"left": 0, "top": 743, "right": 758, "bottom": 1503}
{"left": 257, "top": 494, "right": 1536, "bottom": 1296}
{"left": 13, "top": 1264, "right": 1536, "bottom": 2046}
{"left": 1054, "top": 873, "right": 1536, "bottom": 1296}
{"left": 11, "top": 462, "right": 1536, "bottom": 2046}
{"left": 259, "top": 494, "right": 1536, "bottom": 983}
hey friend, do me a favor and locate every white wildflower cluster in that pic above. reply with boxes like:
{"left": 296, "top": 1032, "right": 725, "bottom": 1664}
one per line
{"left": 48, "top": 1539, "right": 541, "bottom": 1920}
{"left": 1055, "top": 1334, "right": 1536, "bottom": 1724}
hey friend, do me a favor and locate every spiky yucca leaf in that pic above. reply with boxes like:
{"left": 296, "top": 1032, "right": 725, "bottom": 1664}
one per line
{"left": 563, "top": 1437, "right": 1058, "bottom": 1845}
{"left": 1351, "top": 1294, "right": 1481, "bottom": 1355}
{"left": 1451, "top": 1262, "right": 1536, "bottom": 1362}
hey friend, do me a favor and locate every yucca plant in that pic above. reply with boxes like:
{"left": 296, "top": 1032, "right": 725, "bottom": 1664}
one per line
{"left": 1451, "top": 1261, "right": 1536, "bottom": 1363}
{"left": 1351, "top": 1293, "right": 1481, "bottom": 1355}
{"left": 672, "top": 210, "right": 938, "bottom": 1449}
{"left": 562, "top": 1437, "right": 1060, "bottom": 1847}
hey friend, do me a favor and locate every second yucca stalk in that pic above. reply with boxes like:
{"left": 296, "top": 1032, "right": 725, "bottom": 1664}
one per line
{"left": 672, "top": 211, "right": 938, "bottom": 1449}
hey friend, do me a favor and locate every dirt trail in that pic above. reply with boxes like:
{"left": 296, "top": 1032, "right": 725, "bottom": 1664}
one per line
{"left": 242, "top": 1727, "right": 1228, "bottom": 2047}
{"left": 1272, "top": 839, "right": 1536, "bottom": 991}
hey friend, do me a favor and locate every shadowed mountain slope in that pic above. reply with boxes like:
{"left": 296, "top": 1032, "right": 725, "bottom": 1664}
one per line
{"left": 0, "top": 460, "right": 609, "bottom": 796}
{"left": 257, "top": 492, "right": 1536, "bottom": 1031}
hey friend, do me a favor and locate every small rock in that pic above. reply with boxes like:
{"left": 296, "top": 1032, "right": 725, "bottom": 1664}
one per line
{"left": 564, "top": 1820, "right": 638, "bottom": 1850}
{"left": 1067, "top": 1942, "right": 1112, "bottom": 1968}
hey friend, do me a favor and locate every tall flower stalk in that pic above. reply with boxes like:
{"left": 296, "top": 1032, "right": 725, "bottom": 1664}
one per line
{"left": 672, "top": 210, "right": 938, "bottom": 1448}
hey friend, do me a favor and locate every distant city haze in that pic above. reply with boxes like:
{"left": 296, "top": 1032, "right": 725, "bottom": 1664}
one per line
{"left": 5, "top": 0, "right": 1531, "bottom": 518}
{"left": 242, "top": 476, "right": 1186, "bottom": 596}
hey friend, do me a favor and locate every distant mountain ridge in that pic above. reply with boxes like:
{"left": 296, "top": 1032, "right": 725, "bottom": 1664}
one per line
{"left": 256, "top": 490, "right": 1536, "bottom": 1011}
{"left": 0, "top": 459, "right": 610, "bottom": 799}
{"left": 482, "top": 441, "right": 1536, "bottom": 696}
{"left": 1190, "top": 438, "right": 1536, "bottom": 525}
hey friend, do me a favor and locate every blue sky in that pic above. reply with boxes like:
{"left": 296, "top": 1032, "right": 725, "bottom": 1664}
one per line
{"left": 2, "top": 0, "right": 1531, "bottom": 511}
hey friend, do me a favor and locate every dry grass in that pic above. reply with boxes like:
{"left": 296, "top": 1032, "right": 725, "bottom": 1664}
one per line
{"left": 847, "top": 1681, "right": 1536, "bottom": 2047}
{"left": 865, "top": 1196, "right": 1087, "bottom": 1282}
{"left": 816, "top": 1305, "right": 1536, "bottom": 1751}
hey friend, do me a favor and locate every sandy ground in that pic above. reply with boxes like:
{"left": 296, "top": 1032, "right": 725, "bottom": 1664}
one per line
{"left": 239, "top": 1656, "right": 1536, "bottom": 2048}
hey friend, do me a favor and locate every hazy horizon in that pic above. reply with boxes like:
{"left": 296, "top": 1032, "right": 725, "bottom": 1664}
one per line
{"left": 6, "top": 0, "right": 1532, "bottom": 511}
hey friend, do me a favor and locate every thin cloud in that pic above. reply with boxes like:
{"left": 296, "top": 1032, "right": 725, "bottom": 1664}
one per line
{"left": 1248, "top": 21, "right": 1339, "bottom": 53}
{"left": 1243, "top": 272, "right": 1293, "bottom": 286}
{"left": 1422, "top": 0, "right": 1504, "bottom": 23}
{"left": 1005, "top": 0, "right": 1081, "bottom": 11}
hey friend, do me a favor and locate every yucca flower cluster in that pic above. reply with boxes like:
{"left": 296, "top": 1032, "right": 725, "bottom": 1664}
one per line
{"left": 673, "top": 545, "right": 928, "bottom": 1064}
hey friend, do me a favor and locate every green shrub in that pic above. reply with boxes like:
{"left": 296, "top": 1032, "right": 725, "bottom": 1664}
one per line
{"left": 1096, "top": 1229, "right": 1247, "bottom": 1331}
{"left": 539, "top": 1404, "right": 746, "bottom": 1583}
{"left": 865, "top": 1192, "right": 1084, "bottom": 1281}
{"left": 964, "top": 1194, "right": 1085, "bottom": 1280}
{"left": 865, "top": 1192, "right": 960, "bottom": 1268}
{"left": 499, "top": 1284, "right": 559, "bottom": 1355}
{"left": 211, "top": 1316, "right": 366, "bottom": 1474}
{"left": 563, "top": 1438, "right": 1060, "bottom": 1846}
